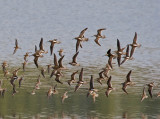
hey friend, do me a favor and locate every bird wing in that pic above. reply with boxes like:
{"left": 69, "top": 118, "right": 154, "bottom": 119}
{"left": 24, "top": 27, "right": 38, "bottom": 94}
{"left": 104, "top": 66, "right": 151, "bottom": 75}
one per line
{"left": 54, "top": 53, "right": 59, "bottom": 67}
{"left": 72, "top": 52, "right": 79, "bottom": 63}
{"left": 39, "top": 38, "right": 44, "bottom": 50}
{"left": 34, "top": 56, "right": 39, "bottom": 68}
{"left": 79, "top": 68, "right": 83, "bottom": 81}
{"left": 79, "top": 28, "right": 88, "bottom": 37}
{"left": 133, "top": 32, "right": 137, "bottom": 44}
{"left": 94, "top": 37, "right": 101, "bottom": 46}
{"left": 117, "top": 39, "right": 121, "bottom": 51}
{"left": 58, "top": 55, "right": 65, "bottom": 68}
{"left": 126, "top": 70, "right": 132, "bottom": 82}
{"left": 89, "top": 75, "right": 94, "bottom": 90}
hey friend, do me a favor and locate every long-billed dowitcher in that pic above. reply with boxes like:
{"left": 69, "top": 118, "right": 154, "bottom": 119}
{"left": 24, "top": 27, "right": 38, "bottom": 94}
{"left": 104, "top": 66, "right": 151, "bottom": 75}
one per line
{"left": 94, "top": 28, "right": 106, "bottom": 46}
{"left": 75, "top": 68, "right": 85, "bottom": 92}
{"left": 13, "top": 39, "right": 21, "bottom": 54}
{"left": 130, "top": 32, "right": 141, "bottom": 58}
{"left": 48, "top": 39, "right": 61, "bottom": 55}
{"left": 67, "top": 71, "right": 78, "bottom": 86}
{"left": 69, "top": 52, "right": 80, "bottom": 66}
{"left": 105, "top": 76, "right": 113, "bottom": 97}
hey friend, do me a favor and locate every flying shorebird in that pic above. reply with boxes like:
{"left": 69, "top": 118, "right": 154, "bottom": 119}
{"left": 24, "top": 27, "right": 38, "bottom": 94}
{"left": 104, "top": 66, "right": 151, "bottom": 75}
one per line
{"left": 75, "top": 68, "right": 85, "bottom": 92}
{"left": 94, "top": 28, "right": 106, "bottom": 46}
{"left": 48, "top": 39, "right": 61, "bottom": 55}
{"left": 22, "top": 60, "right": 27, "bottom": 71}
{"left": 115, "top": 39, "right": 126, "bottom": 67}
{"left": 61, "top": 91, "right": 68, "bottom": 103}
{"left": 67, "top": 71, "right": 78, "bottom": 86}
{"left": 105, "top": 49, "right": 115, "bottom": 69}
{"left": 58, "top": 55, "right": 65, "bottom": 69}
{"left": 129, "top": 32, "right": 141, "bottom": 58}
{"left": 141, "top": 87, "right": 148, "bottom": 102}
{"left": 2, "top": 61, "right": 8, "bottom": 72}
{"left": 41, "top": 68, "right": 45, "bottom": 78}
{"left": 24, "top": 52, "right": 32, "bottom": 61}
{"left": 121, "top": 70, "right": 134, "bottom": 94}
{"left": 105, "top": 76, "right": 113, "bottom": 97}
{"left": 33, "top": 56, "right": 39, "bottom": 68}
{"left": 69, "top": 52, "right": 80, "bottom": 66}
{"left": 55, "top": 72, "right": 63, "bottom": 84}
{"left": 146, "top": 82, "right": 154, "bottom": 98}
{"left": 97, "top": 71, "right": 105, "bottom": 85}
{"left": 102, "top": 64, "right": 112, "bottom": 78}
{"left": 39, "top": 38, "right": 45, "bottom": 53}
{"left": 18, "top": 76, "right": 24, "bottom": 88}
{"left": 13, "top": 39, "right": 21, "bottom": 54}
{"left": 121, "top": 45, "right": 130, "bottom": 65}
{"left": 12, "top": 68, "right": 20, "bottom": 78}
{"left": 58, "top": 49, "right": 64, "bottom": 57}
{"left": 52, "top": 53, "right": 59, "bottom": 70}
{"left": 75, "top": 28, "right": 88, "bottom": 52}
{"left": 87, "top": 75, "right": 98, "bottom": 98}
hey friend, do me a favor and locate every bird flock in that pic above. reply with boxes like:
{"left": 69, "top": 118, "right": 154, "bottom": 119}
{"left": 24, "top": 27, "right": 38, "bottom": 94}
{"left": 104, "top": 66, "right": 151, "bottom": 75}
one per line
{"left": 0, "top": 28, "right": 158, "bottom": 103}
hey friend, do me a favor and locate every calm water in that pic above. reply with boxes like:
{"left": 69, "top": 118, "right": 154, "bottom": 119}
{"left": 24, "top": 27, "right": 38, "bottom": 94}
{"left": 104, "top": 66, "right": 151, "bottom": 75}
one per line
{"left": 0, "top": 0, "right": 160, "bottom": 119}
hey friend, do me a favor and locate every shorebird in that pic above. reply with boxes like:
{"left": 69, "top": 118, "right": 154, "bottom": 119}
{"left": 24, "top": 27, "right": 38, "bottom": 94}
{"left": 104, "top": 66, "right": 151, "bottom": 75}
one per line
{"left": 146, "top": 82, "right": 154, "bottom": 98}
{"left": 61, "top": 91, "right": 68, "bottom": 103}
{"left": 13, "top": 39, "right": 21, "bottom": 54}
{"left": 102, "top": 64, "right": 112, "bottom": 78}
{"left": 10, "top": 76, "right": 18, "bottom": 86}
{"left": 24, "top": 52, "right": 32, "bottom": 61}
{"left": 129, "top": 32, "right": 141, "bottom": 58}
{"left": 87, "top": 75, "right": 98, "bottom": 97}
{"left": 121, "top": 70, "right": 134, "bottom": 94}
{"left": 141, "top": 87, "right": 148, "bottom": 102}
{"left": 94, "top": 28, "right": 106, "bottom": 46}
{"left": 67, "top": 71, "right": 78, "bottom": 86}
{"left": 97, "top": 71, "right": 105, "bottom": 85}
{"left": 105, "top": 49, "right": 115, "bottom": 69}
{"left": 52, "top": 53, "right": 59, "bottom": 70}
{"left": 41, "top": 68, "right": 45, "bottom": 78}
{"left": 12, "top": 68, "right": 20, "bottom": 78}
{"left": 121, "top": 45, "right": 130, "bottom": 65}
{"left": 2, "top": 61, "right": 8, "bottom": 72}
{"left": 39, "top": 38, "right": 46, "bottom": 53}
{"left": 48, "top": 39, "right": 61, "bottom": 55}
{"left": 115, "top": 39, "right": 126, "bottom": 67}
{"left": 3, "top": 70, "right": 10, "bottom": 78}
{"left": 18, "top": 76, "right": 24, "bottom": 88}
{"left": 75, "top": 68, "right": 85, "bottom": 92}
{"left": 58, "top": 49, "right": 64, "bottom": 57}
{"left": 75, "top": 28, "right": 88, "bottom": 52}
{"left": 105, "top": 76, "right": 113, "bottom": 97}
{"left": 55, "top": 71, "right": 63, "bottom": 84}
{"left": 58, "top": 55, "right": 65, "bottom": 69}
{"left": 22, "top": 60, "right": 27, "bottom": 71}
{"left": 69, "top": 52, "right": 80, "bottom": 66}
